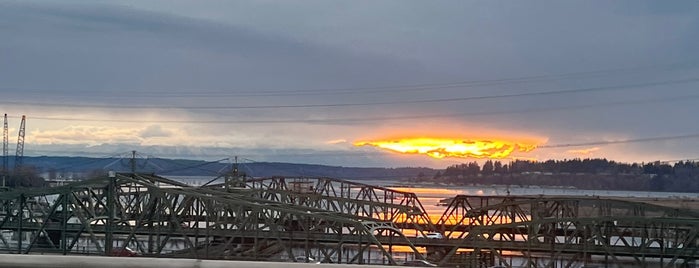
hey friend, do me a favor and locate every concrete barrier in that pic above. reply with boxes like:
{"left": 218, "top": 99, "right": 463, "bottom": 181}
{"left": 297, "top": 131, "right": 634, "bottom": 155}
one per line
{"left": 0, "top": 254, "right": 398, "bottom": 268}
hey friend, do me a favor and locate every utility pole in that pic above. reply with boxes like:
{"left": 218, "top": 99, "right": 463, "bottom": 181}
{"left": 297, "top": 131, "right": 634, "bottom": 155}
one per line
{"left": 105, "top": 169, "right": 115, "bottom": 255}
{"left": 225, "top": 156, "right": 246, "bottom": 190}
{"left": 2, "top": 114, "right": 8, "bottom": 188}
{"left": 14, "top": 115, "right": 25, "bottom": 171}
{"left": 130, "top": 150, "right": 136, "bottom": 175}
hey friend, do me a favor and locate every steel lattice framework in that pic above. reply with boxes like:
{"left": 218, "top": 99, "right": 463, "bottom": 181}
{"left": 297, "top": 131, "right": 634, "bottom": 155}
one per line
{"left": 0, "top": 174, "right": 424, "bottom": 265}
{"left": 434, "top": 195, "right": 699, "bottom": 267}
{"left": 242, "top": 177, "right": 435, "bottom": 234}
{"left": 0, "top": 175, "right": 697, "bottom": 267}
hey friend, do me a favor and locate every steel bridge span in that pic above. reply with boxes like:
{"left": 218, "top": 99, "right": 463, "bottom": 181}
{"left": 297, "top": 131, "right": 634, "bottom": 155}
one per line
{"left": 0, "top": 173, "right": 696, "bottom": 267}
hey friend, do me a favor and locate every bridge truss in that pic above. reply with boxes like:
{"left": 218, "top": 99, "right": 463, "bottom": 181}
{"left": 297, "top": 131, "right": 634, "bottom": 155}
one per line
{"left": 0, "top": 174, "right": 696, "bottom": 267}
{"left": 0, "top": 174, "right": 429, "bottom": 265}
{"left": 435, "top": 195, "right": 699, "bottom": 267}
{"left": 243, "top": 177, "right": 435, "bottom": 234}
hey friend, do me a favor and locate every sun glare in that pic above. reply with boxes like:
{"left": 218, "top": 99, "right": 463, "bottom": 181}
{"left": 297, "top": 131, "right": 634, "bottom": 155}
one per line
{"left": 354, "top": 137, "right": 538, "bottom": 159}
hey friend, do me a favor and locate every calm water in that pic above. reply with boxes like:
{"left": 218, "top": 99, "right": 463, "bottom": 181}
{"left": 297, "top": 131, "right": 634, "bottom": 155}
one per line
{"left": 171, "top": 176, "right": 699, "bottom": 198}
{"left": 169, "top": 176, "right": 699, "bottom": 218}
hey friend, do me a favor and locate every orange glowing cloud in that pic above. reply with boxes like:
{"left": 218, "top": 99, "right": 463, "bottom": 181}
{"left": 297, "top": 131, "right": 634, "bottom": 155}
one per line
{"left": 354, "top": 137, "right": 539, "bottom": 159}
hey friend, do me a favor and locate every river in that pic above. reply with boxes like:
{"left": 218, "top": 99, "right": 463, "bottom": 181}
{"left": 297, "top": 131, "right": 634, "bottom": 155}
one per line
{"left": 169, "top": 176, "right": 699, "bottom": 218}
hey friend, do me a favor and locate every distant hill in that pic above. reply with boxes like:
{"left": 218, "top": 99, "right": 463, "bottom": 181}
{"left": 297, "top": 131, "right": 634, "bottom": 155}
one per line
{"left": 11, "top": 156, "right": 699, "bottom": 192}
{"left": 20, "top": 156, "right": 438, "bottom": 180}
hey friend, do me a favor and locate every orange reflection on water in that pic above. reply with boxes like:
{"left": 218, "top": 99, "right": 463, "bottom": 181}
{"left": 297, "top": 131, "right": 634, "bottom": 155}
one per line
{"left": 389, "top": 187, "right": 462, "bottom": 197}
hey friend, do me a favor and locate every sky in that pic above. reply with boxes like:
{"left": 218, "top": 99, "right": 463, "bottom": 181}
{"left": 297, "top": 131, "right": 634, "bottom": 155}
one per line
{"left": 1, "top": 0, "right": 699, "bottom": 168}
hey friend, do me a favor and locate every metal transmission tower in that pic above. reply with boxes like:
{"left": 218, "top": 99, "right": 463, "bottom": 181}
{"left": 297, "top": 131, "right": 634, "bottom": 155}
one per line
{"left": 14, "top": 115, "right": 25, "bottom": 171}
{"left": 225, "top": 156, "right": 247, "bottom": 190}
{"left": 2, "top": 114, "right": 7, "bottom": 187}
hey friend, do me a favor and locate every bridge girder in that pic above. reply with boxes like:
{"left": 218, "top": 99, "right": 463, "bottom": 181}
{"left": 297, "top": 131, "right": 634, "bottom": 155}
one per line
{"left": 213, "top": 177, "right": 436, "bottom": 235}
{"left": 0, "top": 177, "right": 697, "bottom": 267}
{"left": 0, "top": 174, "right": 407, "bottom": 264}
{"left": 435, "top": 195, "right": 699, "bottom": 267}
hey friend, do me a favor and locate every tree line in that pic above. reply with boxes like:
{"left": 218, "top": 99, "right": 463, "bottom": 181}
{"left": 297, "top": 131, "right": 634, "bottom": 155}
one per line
{"left": 423, "top": 158, "right": 699, "bottom": 192}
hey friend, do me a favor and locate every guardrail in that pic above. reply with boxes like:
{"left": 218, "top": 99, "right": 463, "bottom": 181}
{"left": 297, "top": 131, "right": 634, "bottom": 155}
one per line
{"left": 0, "top": 254, "right": 395, "bottom": 268}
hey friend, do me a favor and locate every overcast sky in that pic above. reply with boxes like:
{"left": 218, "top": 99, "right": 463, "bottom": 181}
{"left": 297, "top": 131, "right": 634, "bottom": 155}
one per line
{"left": 1, "top": 0, "right": 699, "bottom": 168}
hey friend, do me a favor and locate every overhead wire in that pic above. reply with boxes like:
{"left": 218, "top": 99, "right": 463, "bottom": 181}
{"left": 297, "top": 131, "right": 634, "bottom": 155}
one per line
{"left": 29, "top": 130, "right": 699, "bottom": 169}
{"left": 9, "top": 64, "right": 699, "bottom": 169}
{"left": 236, "top": 157, "right": 324, "bottom": 177}
{"left": 656, "top": 157, "right": 699, "bottom": 164}
{"left": 156, "top": 157, "right": 229, "bottom": 175}
{"left": 2, "top": 61, "right": 694, "bottom": 98}
{"left": 40, "top": 152, "right": 130, "bottom": 172}
{"left": 538, "top": 133, "right": 699, "bottom": 148}
{"left": 1, "top": 77, "right": 699, "bottom": 110}
{"left": 22, "top": 131, "right": 699, "bottom": 178}
{"left": 21, "top": 92, "right": 699, "bottom": 124}
{"left": 41, "top": 153, "right": 229, "bottom": 177}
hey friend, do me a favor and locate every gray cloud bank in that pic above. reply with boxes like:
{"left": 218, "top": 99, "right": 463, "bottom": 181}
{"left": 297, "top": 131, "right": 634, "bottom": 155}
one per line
{"left": 2, "top": 1, "right": 699, "bottom": 167}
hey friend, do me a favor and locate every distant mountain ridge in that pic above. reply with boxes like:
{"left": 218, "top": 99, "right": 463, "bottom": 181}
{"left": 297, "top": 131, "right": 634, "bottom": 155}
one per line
{"left": 20, "top": 156, "right": 438, "bottom": 180}
{"left": 14, "top": 156, "right": 699, "bottom": 192}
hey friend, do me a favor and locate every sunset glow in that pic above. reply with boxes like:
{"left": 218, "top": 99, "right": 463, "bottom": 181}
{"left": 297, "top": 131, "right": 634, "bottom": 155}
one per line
{"left": 354, "top": 138, "right": 538, "bottom": 159}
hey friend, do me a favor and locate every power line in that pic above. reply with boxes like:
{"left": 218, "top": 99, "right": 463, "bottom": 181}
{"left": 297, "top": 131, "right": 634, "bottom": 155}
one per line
{"left": 23, "top": 93, "right": 699, "bottom": 124}
{"left": 2, "top": 61, "right": 694, "bottom": 98}
{"left": 1, "top": 77, "right": 698, "bottom": 110}
{"left": 157, "top": 158, "right": 229, "bottom": 175}
{"left": 539, "top": 133, "right": 699, "bottom": 148}
{"left": 37, "top": 152, "right": 131, "bottom": 172}
{"left": 36, "top": 152, "right": 230, "bottom": 174}
{"left": 21, "top": 136, "right": 699, "bottom": 171}
{"left": 656, "top": 157, "right": 699, "bottom": 164}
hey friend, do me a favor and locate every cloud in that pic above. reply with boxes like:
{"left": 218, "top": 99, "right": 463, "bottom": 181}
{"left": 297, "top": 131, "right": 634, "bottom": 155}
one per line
{"left": 567, "top": 147, "right": 601, "bottom": 155}
{"left": 355, "top": 138, "right": 538, "bottom": 160}
{"left": 325, "top": 139, "right": 348, "bottom": 145}
{"left": 30, "top": 125, "right": 142, "bottom": 145}
{"left": 139, "top": 125, "right": 172, "bottom": 139}
{"left": 4, "top": 1, "right": 699, "bottom": 167}
{"left": 0, "top": 2, "right": 426, "bottom": 97}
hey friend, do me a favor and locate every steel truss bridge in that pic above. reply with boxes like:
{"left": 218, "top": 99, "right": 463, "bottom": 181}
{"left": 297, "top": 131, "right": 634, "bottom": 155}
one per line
{"left": 0, "top": 173, "right": 696, "bottom": 267}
